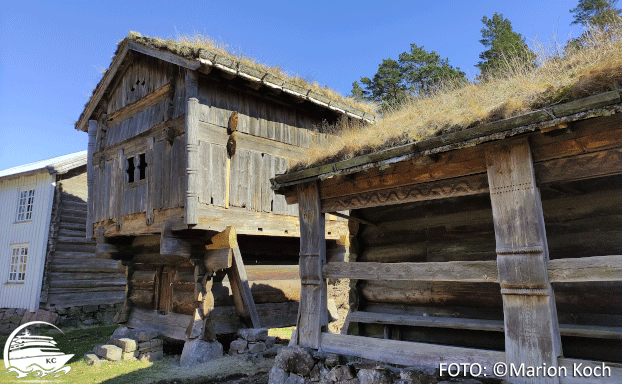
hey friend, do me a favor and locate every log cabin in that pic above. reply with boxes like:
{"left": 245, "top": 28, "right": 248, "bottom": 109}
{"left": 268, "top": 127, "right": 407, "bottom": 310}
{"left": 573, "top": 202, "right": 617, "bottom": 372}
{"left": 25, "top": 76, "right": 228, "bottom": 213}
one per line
{"left": 74, "top": 32, "right": 371, "bottom": 343}
{"left": 0, "top": 151, "right": 125, "bottom": 333}
{"left": 273, "top": 90, "right": 622, "bottom": 382}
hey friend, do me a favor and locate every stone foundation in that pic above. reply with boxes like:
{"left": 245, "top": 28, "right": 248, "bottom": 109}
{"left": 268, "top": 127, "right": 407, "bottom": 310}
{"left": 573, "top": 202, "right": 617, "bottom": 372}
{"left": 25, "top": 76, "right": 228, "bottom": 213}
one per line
{"left": 228, "top": 328, "right": 284, "bottom": 360}
{"left": 268, "top": 347, "right": 501, "bottom": 384}
{"left": 0, "top": 303, "right": 123, "bottom": 335}
{"left": 85, "top": 326, "right": 164, "bottom": 365}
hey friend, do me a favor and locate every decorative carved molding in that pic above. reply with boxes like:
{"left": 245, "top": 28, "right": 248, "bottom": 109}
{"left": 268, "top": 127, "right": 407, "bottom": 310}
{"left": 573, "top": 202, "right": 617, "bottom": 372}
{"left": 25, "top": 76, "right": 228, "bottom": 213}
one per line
{"left": 321, "top": 174, "right": 489, "bottom": 212}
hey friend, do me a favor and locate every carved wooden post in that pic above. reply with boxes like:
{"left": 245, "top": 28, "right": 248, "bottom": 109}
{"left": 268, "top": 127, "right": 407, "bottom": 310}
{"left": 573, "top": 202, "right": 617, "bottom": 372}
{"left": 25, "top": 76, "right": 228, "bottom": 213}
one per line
{"left": 296, "top": 181, "right": 327, "bottom": 349}
{"left": 86, "top": 119, "right": 97, "bottom": 239}
{"left": 116, "top": 148, "right": 124, "bottom": 231}
{"left": 185, "top": 70, "right": 199, "bottom": 225}
{"left": 146, "top": 137, "right": 155, "bottom": 225}
{"left": 486, "top": 139, "right": 562, "bottom": 384}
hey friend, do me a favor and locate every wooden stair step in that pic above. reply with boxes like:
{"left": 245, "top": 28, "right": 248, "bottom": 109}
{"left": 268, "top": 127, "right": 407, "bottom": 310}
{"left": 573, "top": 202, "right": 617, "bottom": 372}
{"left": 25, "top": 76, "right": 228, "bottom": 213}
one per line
{"left": 58, "top": 228, "right": 87, "bottom": 238}
{"left": 347, "top": 312, "right": 622, "bottom": 340}
{"left": 60, "top": 208, "right": 87, "bottom": 218}
{"left": 52, "top": 251, "right": 98, "bottom": 259}
{"left": 61, "top": 201, "right": 87, "bottom": 210}
{"left": 59, "top": 222, "right": 86, "bottom": 231}
{"left": 59, "top": 215, "right": 87, "bottom": 224}
{"left": 55, "top": 236, "right": 95, "bottom": 245}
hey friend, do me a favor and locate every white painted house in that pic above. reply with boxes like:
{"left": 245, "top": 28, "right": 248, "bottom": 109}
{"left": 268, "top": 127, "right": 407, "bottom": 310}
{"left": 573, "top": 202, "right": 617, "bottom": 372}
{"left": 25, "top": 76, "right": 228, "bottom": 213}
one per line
{"left": 0, "top": 152, "right": 87, "bottom": 311}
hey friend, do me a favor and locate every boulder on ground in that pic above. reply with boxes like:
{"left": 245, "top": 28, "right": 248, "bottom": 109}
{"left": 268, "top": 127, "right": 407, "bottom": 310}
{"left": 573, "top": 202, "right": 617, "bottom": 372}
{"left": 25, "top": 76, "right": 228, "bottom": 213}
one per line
{"left": 179, "top": 339, "right": 223, "bottom": 367}
{"left": 94, "top": 344, "right": 123, "bottom": 361}
{"left": 237, "top": 328, "right": 268, "bottom": 342}
{"left": 274, "top": 346, "right": 315, "bottom": 377}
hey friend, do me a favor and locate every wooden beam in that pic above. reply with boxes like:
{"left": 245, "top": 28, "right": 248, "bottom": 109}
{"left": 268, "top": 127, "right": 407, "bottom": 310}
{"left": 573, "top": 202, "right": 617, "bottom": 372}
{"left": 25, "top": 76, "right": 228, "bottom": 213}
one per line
{"left": 295, "top": 181, "right": 327, "bottom": 349}
{"left": 323, "top": 256, "right": 622, "bottom": 283}
{"left": 548, "top": 255, "right": 622, "bottom": 283}
{"left": 76, "top": 43, "right": 129, "bottom": 132}
{"left": 323, "top": 261, "right": 499, "bottom": 282}
{"left": 226, "top": 245, "right": 261, "bottom": 328}
{"left": 486, "top": 139, "right": 561, "bottom": 384}
{"left": 107, "top": 83, "right": 172, "bottom": 127}
{"left": 203, "top": 248, "right": 232, "bottom": 273}
{"left": 127, "top": 41, "right": 201, "bottom": 71}
{"left": 326, "top": 212, "right": 376, "bottom": 227}
{"left": 205, "top": 226, "right": 237, "bottom": 249}
{"left": 535, "top": 146, "right": 622, "bottom": 185}
{"left": 185, "top": 70, "right": 200, "bottom": 225}
{"left": 346, "top": 311, "right": 622, "bottom": 340}
{"left": 320, "top": 333, "right": 505, "bottom": 378}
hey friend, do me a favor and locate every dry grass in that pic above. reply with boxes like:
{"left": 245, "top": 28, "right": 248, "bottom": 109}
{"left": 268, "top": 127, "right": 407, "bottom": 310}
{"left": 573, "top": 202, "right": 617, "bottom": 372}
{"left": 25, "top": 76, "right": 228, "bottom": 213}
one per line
{"left": 125, "top": 31, "right": 375, "bottom": 114}
{"left": 293, "top": 24, "right": 622, "bottom": 171}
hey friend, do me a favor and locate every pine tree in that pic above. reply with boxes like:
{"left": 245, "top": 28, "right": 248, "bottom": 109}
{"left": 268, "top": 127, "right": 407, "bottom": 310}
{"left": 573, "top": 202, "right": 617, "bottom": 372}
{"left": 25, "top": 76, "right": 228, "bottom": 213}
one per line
{"left": 476, "top": 13, "right": 535, "bottom": 78}
{"left": 570, "top": 0, "right": 622, "bottom": 27}
{"left": 351, "top": 45, "right": 465, "bottom": 111}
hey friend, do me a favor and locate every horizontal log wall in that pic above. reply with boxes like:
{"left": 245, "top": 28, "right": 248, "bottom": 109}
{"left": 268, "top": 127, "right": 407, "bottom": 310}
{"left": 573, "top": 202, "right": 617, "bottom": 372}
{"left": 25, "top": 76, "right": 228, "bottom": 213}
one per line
{"left": 45, "top": 171, "right": 126, "bottom": 308}
{"left": 351, "top": 176, "right": 622, "bottom": 362}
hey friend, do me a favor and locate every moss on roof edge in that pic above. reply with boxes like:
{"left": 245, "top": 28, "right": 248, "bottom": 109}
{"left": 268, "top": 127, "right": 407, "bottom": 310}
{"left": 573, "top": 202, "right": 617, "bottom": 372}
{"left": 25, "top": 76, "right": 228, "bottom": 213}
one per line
{"left": 273, "top": 90, "right": 622, "bottom": 188}
{"left": 76, "top": 32, "right": 376, "bottom": 131}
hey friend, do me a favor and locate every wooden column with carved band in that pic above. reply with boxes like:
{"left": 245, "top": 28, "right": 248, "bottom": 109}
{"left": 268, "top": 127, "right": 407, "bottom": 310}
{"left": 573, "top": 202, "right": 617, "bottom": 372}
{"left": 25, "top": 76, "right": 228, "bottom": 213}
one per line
{"left": 485, "top": 139, "right": 562, "bottom": 384}
{"left": 86, "top": 119, "right": 97, "bottom": 239}
{"left": 296, "top": 181, "right": 327, "bottom": 349}
{"left": 185, "top": 70, "right": 199, "bottom": 225}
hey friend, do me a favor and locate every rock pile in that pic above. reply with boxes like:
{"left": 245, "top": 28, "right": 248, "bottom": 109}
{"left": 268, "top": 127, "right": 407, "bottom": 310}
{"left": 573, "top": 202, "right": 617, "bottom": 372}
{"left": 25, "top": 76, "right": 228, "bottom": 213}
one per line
{"left": 84, "top": 327, "right": 163, "bottom": 366}
{"left": 268, "top": 347, "right": 492, "bottom": 384}
{"left": 229, "top": 328, "right": 282, "bottom": 359}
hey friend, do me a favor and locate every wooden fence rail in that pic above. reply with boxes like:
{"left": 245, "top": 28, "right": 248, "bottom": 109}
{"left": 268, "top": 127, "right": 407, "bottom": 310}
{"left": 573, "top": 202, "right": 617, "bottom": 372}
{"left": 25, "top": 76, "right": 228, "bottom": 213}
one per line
{"left": 323, "top": 255, "right": 622, "bottom": 283}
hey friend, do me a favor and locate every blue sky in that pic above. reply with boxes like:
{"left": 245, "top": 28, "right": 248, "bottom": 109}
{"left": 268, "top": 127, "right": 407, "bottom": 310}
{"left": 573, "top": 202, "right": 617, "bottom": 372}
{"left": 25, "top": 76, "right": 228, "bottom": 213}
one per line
{"left": 0, "top": 0, "right": 580, "bottom": 171}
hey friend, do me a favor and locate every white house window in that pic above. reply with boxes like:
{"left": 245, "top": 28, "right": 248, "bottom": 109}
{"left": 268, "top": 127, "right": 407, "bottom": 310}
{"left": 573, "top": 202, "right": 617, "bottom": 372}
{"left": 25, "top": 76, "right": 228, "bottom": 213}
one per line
{"left": 8, "top": 245, "right": 28, "bottom": 283}
{"left": 16, "top": 189, "right": 35, "bottom": 222}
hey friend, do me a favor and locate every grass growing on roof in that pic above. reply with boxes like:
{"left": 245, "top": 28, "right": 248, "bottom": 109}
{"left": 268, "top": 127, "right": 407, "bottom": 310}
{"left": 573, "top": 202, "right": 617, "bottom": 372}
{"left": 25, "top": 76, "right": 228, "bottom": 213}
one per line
{"left": 125, "top": 31, "right": 376, "bottom": 115}
{"left": 292, "top": 24, "right": 622, "bottom": 171}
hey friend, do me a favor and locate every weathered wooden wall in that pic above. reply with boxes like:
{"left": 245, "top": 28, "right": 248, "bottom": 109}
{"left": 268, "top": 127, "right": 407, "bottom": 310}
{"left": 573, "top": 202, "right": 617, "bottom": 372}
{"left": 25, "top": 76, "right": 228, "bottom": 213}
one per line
{"left": 351, "top": 175, "right": 622, "bottom": 362}
{"left": 43, "top": 168, "right": 126, "bottom": 308}
{"left": 195, "top": 78, "right": 330, "bottom": 217}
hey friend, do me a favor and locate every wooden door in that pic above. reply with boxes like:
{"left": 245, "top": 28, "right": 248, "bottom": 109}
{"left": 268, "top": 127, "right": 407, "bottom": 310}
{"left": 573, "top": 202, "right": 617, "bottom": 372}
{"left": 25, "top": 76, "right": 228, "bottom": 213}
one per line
{"left": 158, "top": 267, "right": 174, "bottom": 314}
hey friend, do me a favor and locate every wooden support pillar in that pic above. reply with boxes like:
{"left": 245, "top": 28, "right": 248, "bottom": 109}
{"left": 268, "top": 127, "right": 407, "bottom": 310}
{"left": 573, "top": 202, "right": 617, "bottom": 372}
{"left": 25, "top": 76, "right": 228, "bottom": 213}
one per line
{"left": 185, "top": 70, "right": 199, "bottom": 225}
{"left": 116, "top": 149, "right": 124, "bottom": 231}
{"left": 486, "top": 139, "right": 562, "bottom": 384}
{"left": 86, "top": 120, "right": 97, "bottom": 239}
{"left": 295, "top": 181, "right": 327, "bottom": 349}
{"left": 146, "top": 137, "right": 155, "bottom": 225}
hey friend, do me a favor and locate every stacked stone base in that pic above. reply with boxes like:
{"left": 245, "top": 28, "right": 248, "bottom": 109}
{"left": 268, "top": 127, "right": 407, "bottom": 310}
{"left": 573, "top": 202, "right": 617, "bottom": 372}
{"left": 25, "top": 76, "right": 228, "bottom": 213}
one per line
{"left": 229, "top": 328, "right": 283, "bottom": 359}
{"left": 269, "top": 347, "right": 498, "bottom": 384}
{"left": 84, "top": 327, "right": 163, "bottom": 366}
{"left": 0, "top": 303, "right": 122, "bottom": 334}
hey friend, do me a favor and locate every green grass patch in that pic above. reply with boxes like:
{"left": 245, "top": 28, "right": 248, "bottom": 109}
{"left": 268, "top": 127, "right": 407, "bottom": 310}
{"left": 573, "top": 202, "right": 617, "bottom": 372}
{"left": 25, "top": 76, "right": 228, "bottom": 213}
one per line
{"left": 268, "top": 326, "right": 293, "bottom": 340}
{"left": 1, "top": 325, "right": 275, "bottom": 383}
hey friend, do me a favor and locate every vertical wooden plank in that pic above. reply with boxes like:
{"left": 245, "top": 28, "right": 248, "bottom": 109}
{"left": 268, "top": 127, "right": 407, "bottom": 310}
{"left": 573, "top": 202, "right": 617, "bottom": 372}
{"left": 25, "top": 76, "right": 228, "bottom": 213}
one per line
{"left": 87, "top": 120, "right": 97, "bottom": 239}
{"left": 146, "top": 137, "right": 155, "bottom": 225}
{"left": 153, "top": 139, "right": 164, "bottom": 210}
{"left": 116, "top": 149, "right": 124, "bottom": 230}
{"left": 295, "top": 181, "right": 326, "bottom": 349}
{"left": 486, "top": 138, "right": 561, "bottom": 384}
{"left": 249, "top": 151, "right": 262, "bottom": 211}
{"left": 261, "top": 154, "right": 274, "bottom": 213}
{"left": 273, "top": 157, "right": 288, "bottom": 214}
{"left": 198, "top": 141, "right": 211, "bottom": 205}
{"left": 210, "top": 144, "right": 226, "bottom": 207}
{"left": 185, "top": 70, "right": 200, "bottom": 225}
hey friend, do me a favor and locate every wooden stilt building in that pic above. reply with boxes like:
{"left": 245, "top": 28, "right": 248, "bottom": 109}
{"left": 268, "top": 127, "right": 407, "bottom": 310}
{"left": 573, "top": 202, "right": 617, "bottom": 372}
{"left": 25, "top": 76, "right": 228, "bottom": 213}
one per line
{"left": 273, "top": 91, "right": 622, "bottom": 383}
{"left": 75, "top": 33, "right": 372, "bottom": 342}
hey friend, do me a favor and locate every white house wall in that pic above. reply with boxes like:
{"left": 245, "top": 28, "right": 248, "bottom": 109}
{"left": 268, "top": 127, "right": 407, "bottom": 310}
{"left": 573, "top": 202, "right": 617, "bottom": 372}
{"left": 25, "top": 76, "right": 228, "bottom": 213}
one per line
{"left": 0, "top": 171, "right": 54, "bottom": 311}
